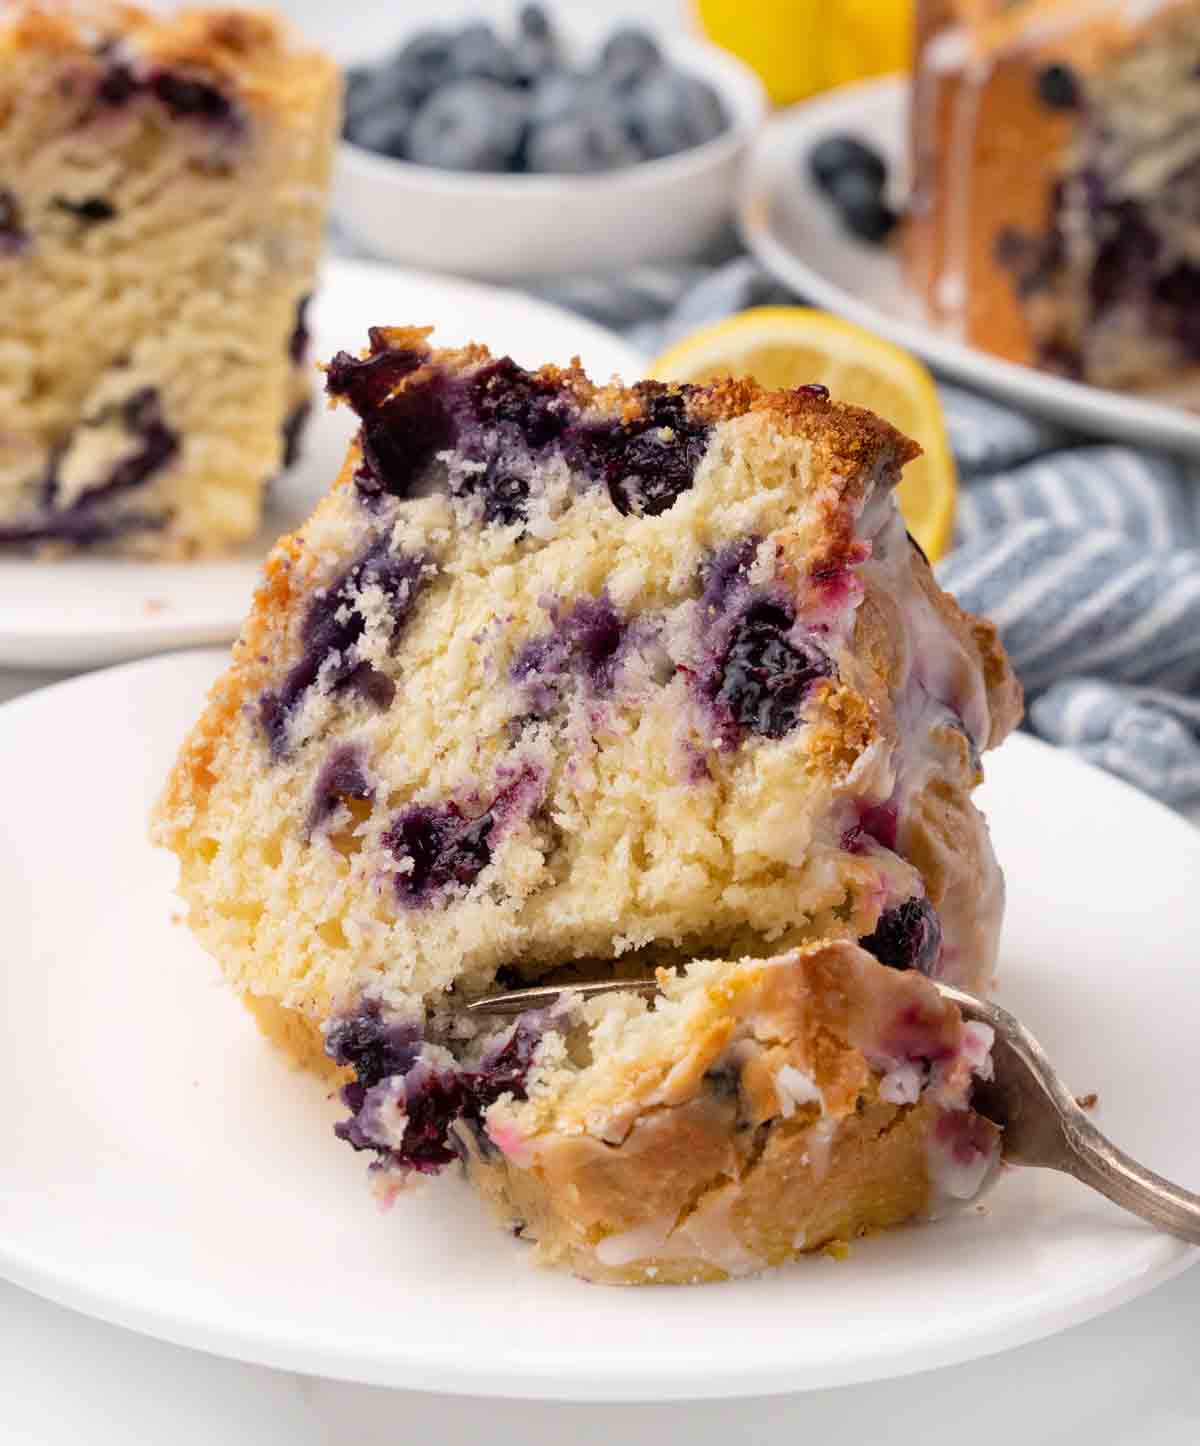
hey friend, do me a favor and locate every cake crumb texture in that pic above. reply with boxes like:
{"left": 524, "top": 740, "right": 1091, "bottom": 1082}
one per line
{"left": 0, "top": 3, "right": 338, "bottom": 552}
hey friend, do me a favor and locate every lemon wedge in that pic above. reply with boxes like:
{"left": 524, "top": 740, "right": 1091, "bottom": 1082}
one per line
{"left": 651, "top": 307, "right": 956, "bottom": 562}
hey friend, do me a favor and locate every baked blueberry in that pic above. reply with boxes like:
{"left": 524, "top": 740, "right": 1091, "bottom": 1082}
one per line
{"left": 259, "top": 540, "right": 429, "bottom": 756}
{"left": 0, "top": 188, "right": 26, "bottom": 254}
{"left": 715, "top": 601, "right": 833, "bottom": 739}
{"left": 1036, "top": 63, "right": 1081, "bottom": 110}
{"left": 51, "top": 195, "right": 117, "bottom": 224}
{"left": 151, "top": 69, "right": 236, "bottom": 125}
{"left": 859, "top": 897, "right": 943, "bottom": 974}
{"left": 384, "top": 801, "right": 496, "bottom": 905}
{"left": 325, "top": 998, "right": 422, "bottom": 1086}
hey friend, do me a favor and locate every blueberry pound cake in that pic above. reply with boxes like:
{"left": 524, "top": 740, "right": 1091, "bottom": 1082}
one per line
{"left": 906, "top": 0, "right": 1200, "bottom": 399}
{"left": 0, "top": 4, "right": 338, "bottom": 553}
{"left": 154, "top": 328, "right": 1022, "bottom": 1283}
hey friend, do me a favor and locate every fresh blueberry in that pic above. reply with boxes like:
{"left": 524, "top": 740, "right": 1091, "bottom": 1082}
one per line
{"left": 448, "top": 22, "right": 516, "bottom": 86}
{"left": 715, "top": 602, "right": 832, "bottom": 739}
{"left": 526, "top": 111, "right": 642, "bottom": 173}
{"left": 597, "top": 26, "right": 662, "bottom": 92}
{"left": 518, "top": 4, "right": 552, "bottom": 41}
{"left": 343, "top": 66, "right": 418, "bottom": 141}
{"left": 408, "top": 79, "right": 526, "bottom": 171}
{"left": 808, "top": 134, "right": 887, "bottom": 196}
{"left": 512, "top": 4, "right": 559, "bottom": 83}
{"left": 831, "top": 170, "right": 898, "bottom": 243}
{"left": 347, "top": 103, "right": 414, "bottom": 158}
{"left": 1036, "top": 63, "right": 1081, "bottom": 110}
{"left": 626, "top": 69, "right": 725, "bottom": 159}
{"left": 527, "top": 69, "right": 585, "bottom": 128}
{"left": 859, "top": 897, "right": 943, "bottom": 974}
{"left": 388, "top": 29, "right": 458, "bottom": 101}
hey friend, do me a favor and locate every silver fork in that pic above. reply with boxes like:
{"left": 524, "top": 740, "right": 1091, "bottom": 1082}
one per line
{"left": 467, "top": 978, "right": 1200, "bottom": 1244}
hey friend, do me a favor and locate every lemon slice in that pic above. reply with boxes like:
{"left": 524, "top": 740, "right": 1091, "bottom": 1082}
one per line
{"left": 651, "top": 307, "right": 956, "bottom": 562}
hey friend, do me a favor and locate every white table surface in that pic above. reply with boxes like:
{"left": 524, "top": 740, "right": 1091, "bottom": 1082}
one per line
{"left": 4, "top": 1, "right": 1197, "bottom": 1436}
{"left": 4, "top": 1267, "right": 1199, "bottom": 1444}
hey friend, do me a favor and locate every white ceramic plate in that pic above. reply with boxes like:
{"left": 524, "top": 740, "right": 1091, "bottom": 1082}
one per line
{"left": 1, "top": 650, "right": 1197, "bottom": 1400}
{"left": 0, "top": 258, "right": 643, "bottom": 671}
{"left": 739, "top": 76, "right": 1200, "bottom": 458}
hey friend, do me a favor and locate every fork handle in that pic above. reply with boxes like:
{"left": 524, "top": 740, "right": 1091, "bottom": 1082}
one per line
{"left": 1064, "top": 1114, "right": 1200, "bottom": 1245}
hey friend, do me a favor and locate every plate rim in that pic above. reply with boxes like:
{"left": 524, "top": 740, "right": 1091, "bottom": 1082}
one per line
{"left": 737, "top": 74, "right": 1200, "bottom": 457}
{"left": 0, "top": 258, "right": 646, "bottom": 671}
{"left": 0, "top": 649, "right": 1196, "bottom": 1401}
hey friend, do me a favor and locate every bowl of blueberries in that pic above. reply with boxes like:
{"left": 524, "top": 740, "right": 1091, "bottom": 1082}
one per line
{"left": 335, "top": 6, "right": 766, "bottom": 280}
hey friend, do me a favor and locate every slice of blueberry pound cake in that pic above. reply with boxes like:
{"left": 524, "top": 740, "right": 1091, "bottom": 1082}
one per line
{"left": 155, "top": 327, "right": 1021, "bottom": 1282}
{"left": 0, "top": 5, "right": 338, "bottom": 555}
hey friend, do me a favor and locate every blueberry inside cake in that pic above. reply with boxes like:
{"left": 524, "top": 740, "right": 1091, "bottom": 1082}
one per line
{"left": 155, "top": 328, "right": 1022, "bottom": 1283}
{"left": 907, "top": 0, "right": 1200, "bottom": 399}
{"left": 0, "top": 4, "right": 337, "bottom": 554}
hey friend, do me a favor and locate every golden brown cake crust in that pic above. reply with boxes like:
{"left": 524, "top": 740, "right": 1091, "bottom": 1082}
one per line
{"left": 1, "top": 4, "right": 330, "bottom": 116}
{"left": 466, "top": 943, "right": 1001, "bottom": 1284}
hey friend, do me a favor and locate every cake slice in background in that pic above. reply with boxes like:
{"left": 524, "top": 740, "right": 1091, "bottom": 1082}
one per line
{"left": 906, "top": 0, "right": 1200, "bottom": 400}
{"left": 0, "top": 4, "right": 338, "bottom": 554}
{"left": 154, "top": 329, "right": 1020, "bottom": 1281}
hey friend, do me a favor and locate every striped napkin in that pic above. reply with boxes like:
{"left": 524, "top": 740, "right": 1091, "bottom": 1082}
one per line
{"left": 529, "top": 255, "right": 1200, "bottom": 810}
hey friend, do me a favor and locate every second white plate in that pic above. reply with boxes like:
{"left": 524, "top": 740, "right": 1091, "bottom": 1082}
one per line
{"left": 0, "top": 258, "right": 644, "bottom": 671}
{"left": 739, "top": 76, "right": 1200, "bottom": 458}
{"left": 0, "top": 650, "right": 1196, "bottom": 1400}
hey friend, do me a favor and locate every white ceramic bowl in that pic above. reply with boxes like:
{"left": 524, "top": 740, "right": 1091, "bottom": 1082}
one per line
{"left": 333, "top": 33, "right": 767, "bottom": 281}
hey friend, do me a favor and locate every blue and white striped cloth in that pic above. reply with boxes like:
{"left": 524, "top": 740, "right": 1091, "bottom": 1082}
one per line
{"left": 529, "top": 255, "right": 1200, "bottom": 809}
